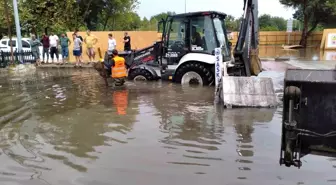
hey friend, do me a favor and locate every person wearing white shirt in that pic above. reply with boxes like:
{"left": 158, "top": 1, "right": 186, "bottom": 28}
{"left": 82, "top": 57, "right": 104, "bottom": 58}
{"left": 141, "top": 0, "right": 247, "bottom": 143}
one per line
{"left": 49, "top": 32, "right": 59, "bottom": 63}
{"left": 107, "top": 33, "right": 117, "bottom": 54}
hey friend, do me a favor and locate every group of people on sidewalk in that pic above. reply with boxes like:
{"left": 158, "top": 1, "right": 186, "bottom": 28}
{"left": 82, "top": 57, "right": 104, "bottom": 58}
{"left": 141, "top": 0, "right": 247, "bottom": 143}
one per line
{"left": 71, "top": 31, "right": 131, "bottom": 67}
{"left": 32, "top": 30, "right": 132, "bottom": 67}
{"left": 39, "top": 32, "right": 72, "bottom": 64}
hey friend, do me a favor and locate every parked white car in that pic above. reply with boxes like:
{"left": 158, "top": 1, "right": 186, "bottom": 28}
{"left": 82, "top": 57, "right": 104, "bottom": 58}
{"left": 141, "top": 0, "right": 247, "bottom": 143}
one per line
{"left": 0, "top": 37, "right": 63, "bottom": 63}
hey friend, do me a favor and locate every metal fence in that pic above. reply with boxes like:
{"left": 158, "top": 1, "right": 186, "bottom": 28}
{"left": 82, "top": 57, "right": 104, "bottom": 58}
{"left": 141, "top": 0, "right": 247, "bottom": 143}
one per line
{"left": 0, "top": 50, "right": 36, "bottom": 68}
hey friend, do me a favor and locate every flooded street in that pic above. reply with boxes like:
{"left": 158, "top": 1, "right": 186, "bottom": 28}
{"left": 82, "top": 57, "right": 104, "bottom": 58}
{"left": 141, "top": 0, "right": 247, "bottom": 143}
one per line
{"left": 0, "top": 67, "right": 335, "bottom": 185}
{"left": 259, "top": 45, "right": 336, "bottom": 61}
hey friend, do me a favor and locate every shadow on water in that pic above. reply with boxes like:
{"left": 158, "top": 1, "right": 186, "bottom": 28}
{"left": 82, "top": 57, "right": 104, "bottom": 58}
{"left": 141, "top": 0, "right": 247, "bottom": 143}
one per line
{"left": 0, "top": 68, "right": 335, "bottom": 185}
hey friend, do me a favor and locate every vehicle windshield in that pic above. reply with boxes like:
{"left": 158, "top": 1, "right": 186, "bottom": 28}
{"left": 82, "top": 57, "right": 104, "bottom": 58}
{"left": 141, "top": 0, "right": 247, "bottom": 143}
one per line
{"left": 186, "top": 15, "right": 218, "bottom": 54}
{"left": 213, "top": 17, "right": 231, "bottom": 60}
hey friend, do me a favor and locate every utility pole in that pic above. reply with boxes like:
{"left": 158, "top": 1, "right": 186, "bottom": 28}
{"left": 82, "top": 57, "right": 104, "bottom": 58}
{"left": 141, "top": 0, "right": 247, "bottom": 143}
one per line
{"left": 185, "top": 0, "right": 186, "bottom": 13}
{"left": 13, "top": 0, "right": 22, "bottom": 54}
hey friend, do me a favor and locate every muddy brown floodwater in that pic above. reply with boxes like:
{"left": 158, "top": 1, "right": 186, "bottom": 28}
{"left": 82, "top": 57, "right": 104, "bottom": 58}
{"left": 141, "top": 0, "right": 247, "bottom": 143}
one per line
{"left": 0, "top": 68, "right": 335, "bottom": 185}
{"left": 259, "top": 45, "right": 336, "bottom": 61}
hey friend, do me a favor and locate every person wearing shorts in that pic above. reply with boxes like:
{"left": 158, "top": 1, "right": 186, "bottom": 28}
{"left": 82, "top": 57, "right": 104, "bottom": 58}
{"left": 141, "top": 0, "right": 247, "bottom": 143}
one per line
{"left": 84, "top": 30, "right": 98, "bottom": 63}
{"left": 73, "top": 33, "right": 83, "bottom": 67}
{"left": 74, "top": 30, "right": 84, "bottom": 63}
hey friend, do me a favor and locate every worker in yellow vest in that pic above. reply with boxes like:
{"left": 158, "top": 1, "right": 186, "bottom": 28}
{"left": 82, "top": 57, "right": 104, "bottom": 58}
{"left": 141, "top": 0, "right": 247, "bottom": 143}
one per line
{"left": 110, "top": 49, "right": 127, "bottom": 86}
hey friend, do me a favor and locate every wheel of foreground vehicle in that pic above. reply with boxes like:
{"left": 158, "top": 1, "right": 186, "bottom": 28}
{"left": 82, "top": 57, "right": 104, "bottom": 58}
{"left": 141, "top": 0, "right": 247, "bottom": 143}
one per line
{"left": 128, "top": 68, "right": 154, "bottom": 81}
{"left": 174, "top": 62, "right": 214, "bottom": 86}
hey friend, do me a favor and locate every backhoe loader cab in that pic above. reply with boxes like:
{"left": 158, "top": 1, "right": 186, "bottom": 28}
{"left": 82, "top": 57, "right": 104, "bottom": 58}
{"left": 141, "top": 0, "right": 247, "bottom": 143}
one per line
{"left": 159, "top": 11, "right": 232, "bottom": 85}
{"left": 128, "top": 11, "right": 233, "bottom": 85}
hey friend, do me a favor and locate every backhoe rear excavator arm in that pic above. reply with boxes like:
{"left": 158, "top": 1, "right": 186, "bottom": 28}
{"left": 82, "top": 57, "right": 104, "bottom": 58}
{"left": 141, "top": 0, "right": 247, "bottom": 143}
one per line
{"left": 232, "top": 0, "right": 261, "bottom": 76}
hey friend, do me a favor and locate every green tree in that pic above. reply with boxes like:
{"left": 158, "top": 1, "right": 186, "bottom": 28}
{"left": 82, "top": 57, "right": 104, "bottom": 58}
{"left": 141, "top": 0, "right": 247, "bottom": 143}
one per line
{"left": 150, "top": 12, "right": 176, "bottom": 22}
{"left": 104, "top": 12, "right": 141, "bottom": 31}
{"left": 225, "top": 15, "right": 238, "bottom": 31}
{"left": 259, "top": 14, "right": 286, "bottom": 31}
{"left": 98, "top": 0, "right": 139, "bottom": 30}
{"left": 140, "top": 17, "right": 151, "bottom": 31}
{"left": 326, "top": 0, "right": 336, "bottom": 13}
{"left": 2, "top": 0, "right": 14, "bottom": 63}
{"left": 272, "top": 17, "right": 287, "bottom": 30}
{"left": 259, "top": 14, "right": 273, "bottom": 29}
{"left": 148, "top": 12, "right": 176, "bottom": 32}
{"left": 16, "top": 0, "right": 140, "bottom": 35}
{"left": 19, "top": 0, "right": 81, "bottom": 35}
{"left": 0, "top": 0, "right": 14, "bottom": 38}
{"left": 280, "top": 0, "right": 336, "bottom": 47}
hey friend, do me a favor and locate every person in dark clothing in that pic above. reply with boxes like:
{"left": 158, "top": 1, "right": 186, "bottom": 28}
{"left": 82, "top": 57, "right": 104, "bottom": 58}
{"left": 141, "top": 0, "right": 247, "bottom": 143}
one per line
{"left": 49, "top": 32, "right": 59, "bottom": 63}
{"left": 41, "top": 33, "right": 49, "bottom": 63}
{"left": 191, "top": 26, "right": 202, "bottom": 46}
{"left": 123, "top": 32, "right": 131, "bottom": 51}
{"left": 104, "top": 50, "right": 116, "bottom": 76}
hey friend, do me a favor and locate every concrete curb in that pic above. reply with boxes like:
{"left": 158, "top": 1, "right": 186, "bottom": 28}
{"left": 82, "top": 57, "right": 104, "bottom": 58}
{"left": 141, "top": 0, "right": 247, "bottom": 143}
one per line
{"left": 37, "top": 64, "right": 93, "bottom": 68}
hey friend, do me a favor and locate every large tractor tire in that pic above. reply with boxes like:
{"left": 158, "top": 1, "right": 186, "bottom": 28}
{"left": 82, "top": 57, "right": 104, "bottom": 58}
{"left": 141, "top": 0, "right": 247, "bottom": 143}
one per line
{"left": 128, "top": 68, "right": 154, "bottom": 81}
{"left": 174, "top": 62, "right": 214, "bottom": 86}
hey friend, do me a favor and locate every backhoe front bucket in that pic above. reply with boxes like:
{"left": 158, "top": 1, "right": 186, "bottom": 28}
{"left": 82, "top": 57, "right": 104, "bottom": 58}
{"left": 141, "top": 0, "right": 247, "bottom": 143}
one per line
{"left": 218, "top": 76, "right": 278, "bottom": 108}
{"left": 280, "top": 69, "right": 336, "bottom": 168}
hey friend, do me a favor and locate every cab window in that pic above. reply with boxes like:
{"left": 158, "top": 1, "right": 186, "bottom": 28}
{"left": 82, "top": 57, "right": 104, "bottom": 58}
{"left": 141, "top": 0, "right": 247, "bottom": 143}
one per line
{"left": 213, "top": 17, "right": 230, "bottom": 58}
{"left": 189, "top": 15, "right": 217, "bottom": 54}
{"left": 167, "top": 17, "right": 187, "bottom": 50}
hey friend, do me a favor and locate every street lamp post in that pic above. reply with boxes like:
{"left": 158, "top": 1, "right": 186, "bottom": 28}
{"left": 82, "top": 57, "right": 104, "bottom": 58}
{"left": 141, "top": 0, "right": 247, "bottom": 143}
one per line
{"left": 13, "top": 0, "right": 22, "bottom": 54}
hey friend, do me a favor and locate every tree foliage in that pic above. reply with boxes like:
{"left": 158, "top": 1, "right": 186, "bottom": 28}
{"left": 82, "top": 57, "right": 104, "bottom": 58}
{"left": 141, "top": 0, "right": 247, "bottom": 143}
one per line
{"left": 225, "top": 14, "right": 304, "bottom": 32}
{"left": 280, "top": 0, "right": 336, "bottom": 47}
{"left": 225, "top": 15, "right": 240, "bottom": 31}
{"left": 0, "top": 0, "right": 335, "bottom": 42}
